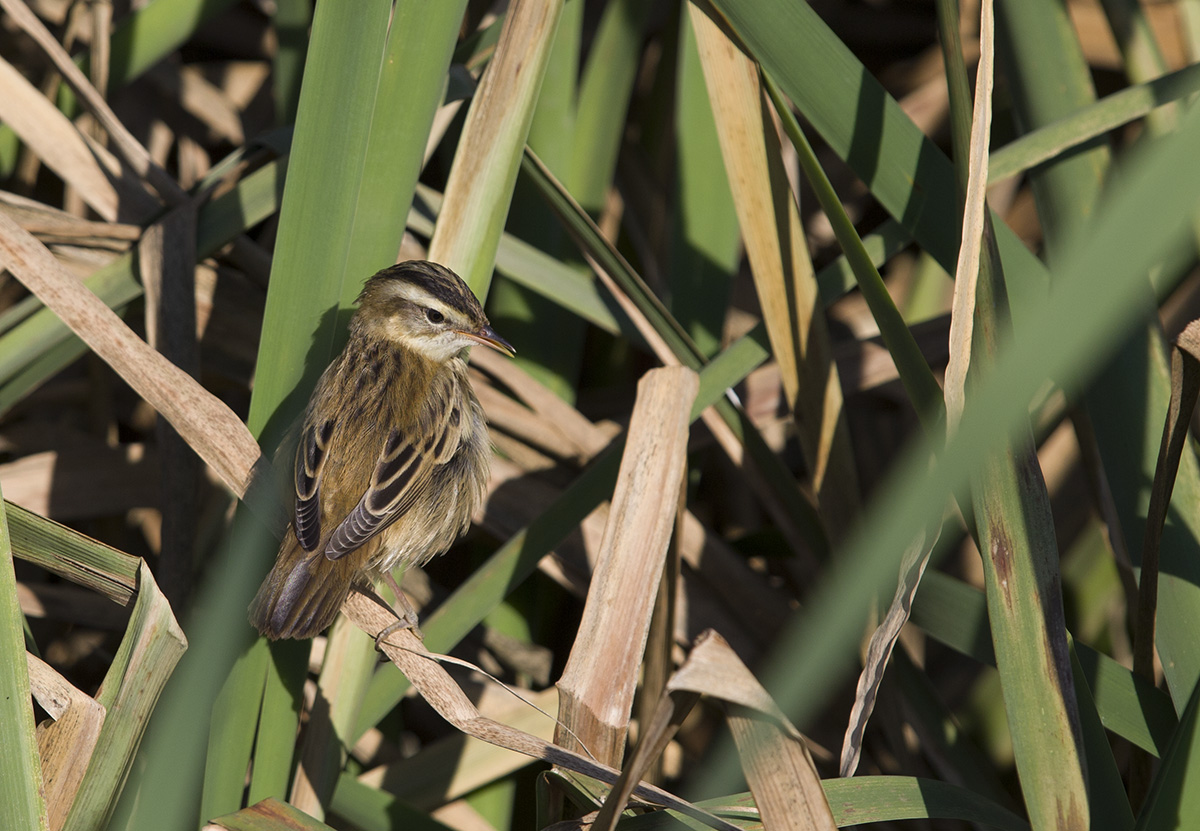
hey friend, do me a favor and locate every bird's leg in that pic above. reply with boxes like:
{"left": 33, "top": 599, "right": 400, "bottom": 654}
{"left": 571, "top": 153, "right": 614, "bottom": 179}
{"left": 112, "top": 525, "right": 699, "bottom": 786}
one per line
{"left": 375, "top": 570, "right": 423, "bottom": 650}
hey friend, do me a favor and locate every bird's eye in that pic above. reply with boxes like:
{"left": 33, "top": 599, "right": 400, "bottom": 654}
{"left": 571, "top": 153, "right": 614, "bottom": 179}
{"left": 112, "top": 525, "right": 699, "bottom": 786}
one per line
{"left": 425, "top": 308, "right": 445, "bottom": 324}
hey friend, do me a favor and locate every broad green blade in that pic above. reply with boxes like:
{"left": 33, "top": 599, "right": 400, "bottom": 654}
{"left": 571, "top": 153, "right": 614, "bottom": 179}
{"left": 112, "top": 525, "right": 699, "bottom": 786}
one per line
{"left": 340, "top": 0, "right": 470, "bottom": 306}
{"left": 997, "top": 0, "right": 1200, "bottom": 713}
{"left": 567, "top": 0, "right": 652, "bottom": 214}
{"left": 0, "top": 492, "right": 47, "bottom": 831}
{"left": 6, "top": 500, "right": 138, "bottom": 602}
{"left": 911, "top": 569, "right": 1178, "bottom": 759}
{"left": 117, "top": 6, "right": 394, "bottom": 828}
{"left": 247, "top": 640, "right": 308, "bottom": 805}
{"left": 988, "top": 62, "right": 1200, "bottom": 183}
{"left": 1134, "top": 676, "right": 1200, "bottom": 830}
{"left": 201, "top": 641, "right": 273, "bottom": 822}
{"left": 249, "top": 1, "right": 392, "bottom": 433}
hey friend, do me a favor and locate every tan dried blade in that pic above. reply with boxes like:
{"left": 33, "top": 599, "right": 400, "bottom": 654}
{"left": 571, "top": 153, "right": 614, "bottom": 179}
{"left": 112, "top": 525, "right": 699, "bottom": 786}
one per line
{"left": 689, "top": 1, "right": 858, "bottom": 540}
{"left": 556, "top": 366, "right": 699, "bottom": 765}
{"left": 345, "top": 593, "right": 739, "bottom": 831}
{"left": 0, "top": 0, "right": 186, "bottom": 205}
{"left": 427, "top": 0, "right": 563, "bottom": 295}
{"left": 0, "top": 212, "right": 269, "bottom": 508}
{"left": 0, "top": 55, "right": 152, "bottom": 221}
{"left": 944, "top": 0, "right": 996, "bottom": 432}
{"left": 358, "top": 687, "right": 560, "bottom": 810}
{"left": 839, "top": 508, "right": 941, "bottom": 777}
{"left": 669, "top": 631, "right": 836, "bottom": 831}
{"left": 27, "top": 654, "right": 105, "bottom": 831}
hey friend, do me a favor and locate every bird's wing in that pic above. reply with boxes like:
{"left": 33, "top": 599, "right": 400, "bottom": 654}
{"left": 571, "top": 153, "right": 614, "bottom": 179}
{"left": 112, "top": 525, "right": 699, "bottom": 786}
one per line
{"left": 323, "top": 371, "right": 469, "bottom": 560}
{"left": 294, "top": 417, "right": 333, "bottom": 551}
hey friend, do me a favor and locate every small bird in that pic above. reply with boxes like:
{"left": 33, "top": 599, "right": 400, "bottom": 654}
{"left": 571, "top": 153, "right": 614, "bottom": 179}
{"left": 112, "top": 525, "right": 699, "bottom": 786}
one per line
{"left": 249, "top": 260, "right": 514, "bottom": 640}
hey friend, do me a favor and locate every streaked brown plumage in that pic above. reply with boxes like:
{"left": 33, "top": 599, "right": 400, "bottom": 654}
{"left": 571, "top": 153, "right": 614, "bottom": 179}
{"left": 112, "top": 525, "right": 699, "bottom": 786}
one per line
{"left": 249, "top": 261, "right": 513, "bottom": 640}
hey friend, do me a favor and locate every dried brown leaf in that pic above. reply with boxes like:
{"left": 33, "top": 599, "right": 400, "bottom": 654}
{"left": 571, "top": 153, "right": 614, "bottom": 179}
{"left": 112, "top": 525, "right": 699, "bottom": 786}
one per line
{"left": 344, "top": 592, "right": 739, "bottom": 831}
{"left": 556, "top": 366, "right": 699, "bottom": 765}
{"left": 0, "top": 213, "right": 270, "bottom": 509}
{"left": 668, "top": 631, "right": 835, "bottom": 831}
{"left": 28, "top": 653, "right": 106, "bottom": 831}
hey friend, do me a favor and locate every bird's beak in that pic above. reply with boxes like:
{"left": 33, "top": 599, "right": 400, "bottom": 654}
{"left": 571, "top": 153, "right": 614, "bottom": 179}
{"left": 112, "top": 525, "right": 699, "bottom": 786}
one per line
{"left": 461, "top": 324, "right": 516, "bottom": 357}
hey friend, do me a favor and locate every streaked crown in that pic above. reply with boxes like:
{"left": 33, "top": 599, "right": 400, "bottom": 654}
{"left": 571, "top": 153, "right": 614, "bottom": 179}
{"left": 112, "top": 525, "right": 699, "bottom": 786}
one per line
{"left": 354, "top": 261, "right": 513, "bottom": 363}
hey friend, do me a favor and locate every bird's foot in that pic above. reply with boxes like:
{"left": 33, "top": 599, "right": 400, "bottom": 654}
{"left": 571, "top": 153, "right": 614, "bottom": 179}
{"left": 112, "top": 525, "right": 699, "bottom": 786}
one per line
{"left": 375, "top": 606, "right": 423, "bottom": 651}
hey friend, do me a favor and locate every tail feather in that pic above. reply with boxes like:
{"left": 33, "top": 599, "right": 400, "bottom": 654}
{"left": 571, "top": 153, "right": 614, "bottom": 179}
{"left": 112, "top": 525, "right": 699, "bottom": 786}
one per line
{"left": 249, "top": 530, "right": 358, "bottom": 639}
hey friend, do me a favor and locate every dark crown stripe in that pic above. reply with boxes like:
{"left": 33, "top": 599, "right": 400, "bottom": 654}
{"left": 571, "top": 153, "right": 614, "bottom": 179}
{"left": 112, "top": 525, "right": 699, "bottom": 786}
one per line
{"left": 365, "top": 261, "right": 482, "bottom": 316}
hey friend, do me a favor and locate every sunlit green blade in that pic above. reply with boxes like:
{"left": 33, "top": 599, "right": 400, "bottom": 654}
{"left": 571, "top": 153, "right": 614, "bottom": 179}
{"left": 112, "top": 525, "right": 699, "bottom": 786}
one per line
{"left": 7, "top": 500, "right": 137, "bottom": 603}
{"left": 116, "top": 4, "right": 394, "bottom": 828}
{"left": 568, "top": 0, "right": 652, "bottom": 214}
{"left": 248, "top": 3, "right": 391, "bottom": 432}
{"left": 941, "top": 0, "right": 1091, "bottom": 822}
{"left": 200, "top": 641, "right": 272, "bottom": 822}
{"left": 988, "top": 62, "right": 1200, "bottom": 183}
{"left": 0, "top": 493, "right": 48, "bottom": 831}
{"left": 340, "top": 0, "right": 470, "bottom": 308}
{"left": 247, "top": 640, "right": 308, "bottom": 805}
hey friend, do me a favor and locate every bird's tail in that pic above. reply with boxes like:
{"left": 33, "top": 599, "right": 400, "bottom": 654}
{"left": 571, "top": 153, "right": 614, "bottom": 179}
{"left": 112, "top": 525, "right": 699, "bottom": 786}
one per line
{"left": 248, "top": 528, "right": 358, "bottom": 639}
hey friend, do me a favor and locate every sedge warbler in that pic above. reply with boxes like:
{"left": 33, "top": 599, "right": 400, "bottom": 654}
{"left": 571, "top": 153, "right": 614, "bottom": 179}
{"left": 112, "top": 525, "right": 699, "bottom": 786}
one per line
{"left": 249, "top": 260, "right": 514, "bottom": 640}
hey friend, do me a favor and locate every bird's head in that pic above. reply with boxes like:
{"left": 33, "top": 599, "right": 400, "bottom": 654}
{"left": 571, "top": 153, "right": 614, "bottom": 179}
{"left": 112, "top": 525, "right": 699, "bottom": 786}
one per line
{"left": 355, "top": 261, "right": 515, "bottom": 364}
